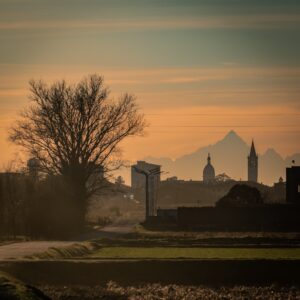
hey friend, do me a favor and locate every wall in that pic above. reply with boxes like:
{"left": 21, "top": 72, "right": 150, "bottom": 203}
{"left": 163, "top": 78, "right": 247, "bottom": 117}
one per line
{"left": 177, "top": 205, "right": 300, "bottom": 231}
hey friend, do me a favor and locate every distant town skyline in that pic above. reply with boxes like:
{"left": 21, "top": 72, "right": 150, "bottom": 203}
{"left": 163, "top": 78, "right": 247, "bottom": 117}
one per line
{"left": 0, "top": 0, "right": 300, "bottom": 166}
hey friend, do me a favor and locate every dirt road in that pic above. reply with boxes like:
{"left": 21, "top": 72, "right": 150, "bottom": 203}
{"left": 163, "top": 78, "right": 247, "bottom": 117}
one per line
{"left": 0, "top": 241, "right": 76, "bottom": 260}
{"left": 0, "top": 224, "right": 136, "bottom": 260}
{"left": 75, "top": 224, "right": 136, "bottom": 241}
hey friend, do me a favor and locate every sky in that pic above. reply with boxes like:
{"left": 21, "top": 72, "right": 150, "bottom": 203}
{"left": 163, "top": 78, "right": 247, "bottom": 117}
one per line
{"left": 0, "top": 0, "right": 300, "bottom": 170}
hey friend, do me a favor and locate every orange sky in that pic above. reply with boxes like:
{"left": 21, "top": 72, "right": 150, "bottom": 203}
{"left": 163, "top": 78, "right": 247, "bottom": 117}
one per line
{"left": 0, "top": 0, "right": 300, "bottom": 170}
{"left": 1, "top": 64, "right": 300, "bottom": 169}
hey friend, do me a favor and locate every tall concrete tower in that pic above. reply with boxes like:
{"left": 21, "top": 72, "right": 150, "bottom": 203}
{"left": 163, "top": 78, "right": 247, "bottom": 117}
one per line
{"left": 248, "top": 140, "right": 258, "bottom": 182}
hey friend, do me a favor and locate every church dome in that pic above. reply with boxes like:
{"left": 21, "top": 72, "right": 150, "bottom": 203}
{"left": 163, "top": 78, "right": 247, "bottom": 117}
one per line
{"left": 203, "top": 153, "right": 215, "bottom": 183}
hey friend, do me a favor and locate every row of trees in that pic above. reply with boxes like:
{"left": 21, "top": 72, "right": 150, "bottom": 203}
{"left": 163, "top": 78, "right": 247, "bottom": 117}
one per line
{"left": 0, "top": 169, "right": 93, "bottom": 239}
{"left": 1, "top": 74, "right": 145, "bottom": 238}
{"left": 0, "top": 172, "right": 24, "bottom": 238}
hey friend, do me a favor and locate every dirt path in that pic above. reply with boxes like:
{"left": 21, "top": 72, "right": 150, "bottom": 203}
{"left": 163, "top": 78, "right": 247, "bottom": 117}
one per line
{"left": 0, "top": 241, "right": 76, "bottom": 260}
{"left": 74, "top": 224, "right": 136, "bottom": 241}
{"left": 0, "top": 224, "right": 136, "bottom": 260}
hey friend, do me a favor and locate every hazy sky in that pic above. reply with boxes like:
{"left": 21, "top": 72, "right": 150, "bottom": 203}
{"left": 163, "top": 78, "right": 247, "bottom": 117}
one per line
{"left": 0, "top": 0, "right": 300, "bottom": 168}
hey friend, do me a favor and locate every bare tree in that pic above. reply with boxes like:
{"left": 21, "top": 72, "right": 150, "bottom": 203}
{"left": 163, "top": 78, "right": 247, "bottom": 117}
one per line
{"left": 10, "top": 74, "right": 145, "bottom": 229}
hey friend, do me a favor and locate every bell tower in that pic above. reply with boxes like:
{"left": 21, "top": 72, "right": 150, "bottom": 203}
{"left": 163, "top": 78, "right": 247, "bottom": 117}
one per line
{"left": 203, "top": 153, "right": 215, "bottom": 183}
{"left": 248, "top": 140, "right": 258, "bottom": 182}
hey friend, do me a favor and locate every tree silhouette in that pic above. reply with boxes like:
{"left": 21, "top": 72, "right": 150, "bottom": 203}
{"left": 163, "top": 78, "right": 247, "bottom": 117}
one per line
{"left": 216, "top": 184, "right": 263, "bottom": 207}
{"left": 10, "top": 74, "right": 145, "bottom": 229}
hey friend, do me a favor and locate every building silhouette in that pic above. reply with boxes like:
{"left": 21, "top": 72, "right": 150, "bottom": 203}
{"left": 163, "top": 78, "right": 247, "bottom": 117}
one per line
{"left": 248, "top": 140, "right": 258, "bottom": 182}
{"left": 131, "top": 161, "right": 161, "bottom": 217}
{"left": 271, "top": 177, "right": 286, "bottom": 203}
{"left": 286, "top": 166, "right": 300, "bottom": 204}
{"left": 203, "top": 153, "right": 215, "bottom": 183}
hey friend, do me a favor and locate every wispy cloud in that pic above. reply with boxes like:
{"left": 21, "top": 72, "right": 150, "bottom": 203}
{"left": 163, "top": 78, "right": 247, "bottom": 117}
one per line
{"left": 0, "top": 65, "right": 299, "bottom": 112}
{"left": 0, "top": 14, "right": 299, "bottom": 31}
{"left": 1, "top": 64, "right": 300, "bottom": 87}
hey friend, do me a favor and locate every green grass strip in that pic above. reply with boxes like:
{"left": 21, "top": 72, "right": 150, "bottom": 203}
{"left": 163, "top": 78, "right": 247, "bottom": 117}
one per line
{"left": 88, "top": 247, "right": 300, "bottom": 260}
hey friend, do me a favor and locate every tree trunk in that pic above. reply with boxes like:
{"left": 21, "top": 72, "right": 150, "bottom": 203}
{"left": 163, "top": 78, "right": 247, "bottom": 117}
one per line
{"left": 68, "top": 177, "right": 87, "bottom": 233}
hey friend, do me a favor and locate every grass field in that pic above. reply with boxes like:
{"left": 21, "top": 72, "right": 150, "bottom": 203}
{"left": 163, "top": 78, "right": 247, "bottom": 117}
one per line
{"left": 88, "top": 247, "right": 300, "bottom": 259}
{"left": 134, "top": 227, "right": 300, "bottom": 239}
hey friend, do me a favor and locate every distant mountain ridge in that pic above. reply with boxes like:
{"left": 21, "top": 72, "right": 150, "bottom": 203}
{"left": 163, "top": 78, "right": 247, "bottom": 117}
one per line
{"left": 144, "top": 130, "right": 300, "bottom": 185}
